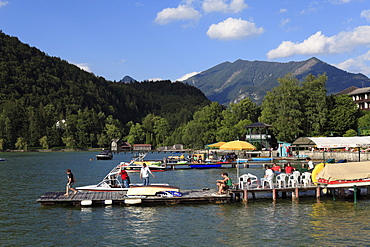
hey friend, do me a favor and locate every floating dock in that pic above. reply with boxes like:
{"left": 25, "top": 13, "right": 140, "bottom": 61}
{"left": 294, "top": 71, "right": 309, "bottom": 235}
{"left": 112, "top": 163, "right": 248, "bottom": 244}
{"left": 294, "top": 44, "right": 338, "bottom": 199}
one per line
{"left": 36, "top": 190, "right": 232, "bottom": 206}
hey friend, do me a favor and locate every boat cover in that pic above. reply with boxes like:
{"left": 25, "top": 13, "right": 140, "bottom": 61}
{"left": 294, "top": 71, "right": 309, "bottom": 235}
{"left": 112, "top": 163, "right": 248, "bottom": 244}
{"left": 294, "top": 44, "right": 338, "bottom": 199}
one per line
{"left": 317, "top": 161, "right": 370, "bottom": 181}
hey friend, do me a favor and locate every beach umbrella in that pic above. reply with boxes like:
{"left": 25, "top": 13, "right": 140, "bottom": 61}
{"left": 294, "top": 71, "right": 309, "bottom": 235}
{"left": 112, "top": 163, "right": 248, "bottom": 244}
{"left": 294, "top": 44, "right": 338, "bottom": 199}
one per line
{"left": 219, "top": 140, "right": 257, "bottom": 151}
{"left": 206, "top": 142, "right": 227, "bottom": 149}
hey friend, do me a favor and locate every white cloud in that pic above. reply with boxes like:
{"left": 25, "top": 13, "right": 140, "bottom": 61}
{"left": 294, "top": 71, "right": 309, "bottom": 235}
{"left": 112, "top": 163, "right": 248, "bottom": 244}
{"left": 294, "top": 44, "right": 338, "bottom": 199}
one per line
{"left": 154, "top": 4, "right": 201, "bottom": 25}
{"left": 361, "top": 9, "right": 370, "bottom": 22}
{"left": 202, "top": 0, "right": 248, "bottom": 13}
{"left": 267, "top": 26, "right": 370, "bottom": 59}
{"left": 207, "top": 17, "right": 264, "bottom": 41}
{"left": 73, "top": 63, "right": 92, "bottom": 72}
{"left": 0, "top": 1, "right": 8, "bottom": 7}
{"left": 328, "top": 0, "right": 353, "bottom": 4}
{"left": 335, "top": 50, "right": 370, "bottom": 76}
{"left": 279, "top": 8, "right": 287, "bottom": 14}
{"left": 176, "top": 71, "right": 200, "bottom": 81}
{"left": 280, "top": 18, "right": 290, "bottom": 27}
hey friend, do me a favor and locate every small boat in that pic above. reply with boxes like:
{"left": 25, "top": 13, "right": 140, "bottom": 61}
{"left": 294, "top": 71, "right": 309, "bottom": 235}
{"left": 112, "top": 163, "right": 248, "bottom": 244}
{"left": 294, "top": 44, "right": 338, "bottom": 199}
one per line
{"left": 251, "top": 157, "right": 273, "bottom": 161}
{"left": 76, "top": 162, "right": 179, "bottom": 194}
{"left": 120, "top": 153, "right": 166, "bottom": 172}
{"left": 189, "top": 163, "right": 222, "bottom": 168}
{"left": 0, "top": 158, "right": 5, "bottom": 161}
{"left": 96, "top": 150, "right": 113, "bottom": 160}
{"left": 315, "top": 161, "right": 370, "bottom": 188}
{"left": 236, "top": 158, "right": 249, "bottom": 163}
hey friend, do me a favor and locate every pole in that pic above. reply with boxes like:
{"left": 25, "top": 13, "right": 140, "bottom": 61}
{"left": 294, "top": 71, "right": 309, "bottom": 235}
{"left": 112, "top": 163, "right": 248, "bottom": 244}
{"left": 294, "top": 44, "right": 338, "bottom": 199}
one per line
{"left": 354, "top": 185, "right": 357, "bottom": 204}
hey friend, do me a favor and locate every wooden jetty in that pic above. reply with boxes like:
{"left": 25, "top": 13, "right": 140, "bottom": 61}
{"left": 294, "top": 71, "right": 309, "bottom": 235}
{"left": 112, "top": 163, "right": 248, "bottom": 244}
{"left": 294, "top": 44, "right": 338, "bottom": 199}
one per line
{"left": 36, "top": 189, "right": 232, "bottom": 206}
{"left": 230, "top": 186, "right": 320, "bottom": 203}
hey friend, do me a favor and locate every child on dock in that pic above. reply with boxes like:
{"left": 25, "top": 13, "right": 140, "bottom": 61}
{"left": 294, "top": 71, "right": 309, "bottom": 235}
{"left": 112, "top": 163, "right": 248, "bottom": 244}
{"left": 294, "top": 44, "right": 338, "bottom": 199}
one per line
{"left": 64, "top": 169, "right": 78, "bottom": 196}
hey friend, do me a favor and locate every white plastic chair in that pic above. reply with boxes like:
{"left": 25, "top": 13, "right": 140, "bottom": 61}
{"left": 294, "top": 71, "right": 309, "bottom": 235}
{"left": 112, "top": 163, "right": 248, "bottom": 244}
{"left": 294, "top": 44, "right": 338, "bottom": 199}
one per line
{"left": 288, "top": 171, "right": 300, "bottom": 187}
{"left": 261, "top": 176, "right": 274, "bottom": 189}
{"left": 276, "top": 173, "right": 287, "bottom": 188}
{"left": 239, "top": 174, "right": 250, "bottom": 190}
{"left": 300, "top": 172, "right": 312, "bottom": 186}
{"left": 247, "top": 173, "right": 259, "bottom": 188}
{"left": 239, "top": 173, "right": 258, "bottom": 189}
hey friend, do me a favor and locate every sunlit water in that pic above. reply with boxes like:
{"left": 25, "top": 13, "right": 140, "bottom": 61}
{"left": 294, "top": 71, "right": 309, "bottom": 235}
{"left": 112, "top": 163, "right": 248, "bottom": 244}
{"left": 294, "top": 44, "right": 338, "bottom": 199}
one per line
{"left": 1, "top": 152, "right": 370, "bottom": 246}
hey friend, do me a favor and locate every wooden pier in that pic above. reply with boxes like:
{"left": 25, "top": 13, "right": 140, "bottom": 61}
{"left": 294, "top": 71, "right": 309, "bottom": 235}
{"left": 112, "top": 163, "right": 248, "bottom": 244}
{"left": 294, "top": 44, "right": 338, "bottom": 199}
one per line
{"left": 37, "top": 185, "right": 368, "bottom": 206}
{"left": 36, "top": 189, "right": 232, "bottom": 206}
{"left": 230, "top": 186, "right": 320, "bottom": 203}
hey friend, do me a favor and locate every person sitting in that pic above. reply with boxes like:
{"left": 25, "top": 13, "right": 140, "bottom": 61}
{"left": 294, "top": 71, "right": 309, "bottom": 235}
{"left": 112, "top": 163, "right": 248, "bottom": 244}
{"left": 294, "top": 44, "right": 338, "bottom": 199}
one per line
{"left": 259, "top": 165, "right": 274, "bottom": 188}
{"left": 271, "top": 163, "right": 281, "bottom": 174}
{"left": 284, "top": 162, "right": 295, "bottom": 174}
{"left": 215, "top": 172, "right": 232, "bottom": 195}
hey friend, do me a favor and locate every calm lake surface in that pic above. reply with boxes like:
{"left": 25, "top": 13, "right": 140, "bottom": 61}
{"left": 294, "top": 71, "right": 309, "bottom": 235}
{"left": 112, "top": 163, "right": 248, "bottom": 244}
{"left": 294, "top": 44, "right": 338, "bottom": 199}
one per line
{"left": 1, "top": 151, "right": 370, "bottom": 246}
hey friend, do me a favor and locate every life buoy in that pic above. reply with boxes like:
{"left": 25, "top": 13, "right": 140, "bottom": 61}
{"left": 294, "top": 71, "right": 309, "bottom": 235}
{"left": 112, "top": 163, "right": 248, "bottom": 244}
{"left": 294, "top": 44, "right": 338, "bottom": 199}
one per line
{"left": 311, "top": 162, "right": 325, "bottom": 184}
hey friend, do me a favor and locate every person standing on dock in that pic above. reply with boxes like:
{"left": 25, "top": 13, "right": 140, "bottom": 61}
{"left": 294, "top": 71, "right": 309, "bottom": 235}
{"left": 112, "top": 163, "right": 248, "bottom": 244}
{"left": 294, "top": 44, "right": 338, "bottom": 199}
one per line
{"left": 64, "top": 169, "right": 77, "bottom": 196}
{"left": 140, "top": 163, "right": 155, "bottom": 185}
{"left": 117, "top": 168, "right": 130, "bottom": 188}
{"left": 306, "top": 157, "right": 314, "bottom": 171}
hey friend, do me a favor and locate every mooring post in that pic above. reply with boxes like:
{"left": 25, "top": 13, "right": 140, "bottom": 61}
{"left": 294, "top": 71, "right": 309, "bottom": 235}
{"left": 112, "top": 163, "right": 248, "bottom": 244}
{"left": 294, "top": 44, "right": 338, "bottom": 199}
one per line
{"left": 354, "top": 185, "right": 357, "bottom": 205}
{"left": 243, "top": 190, "right": 248, "bottom": 203}
{"left": 332, "top": 189, "right": 336, "bottom": 201}
{"left": 316, "top": 187, "right": 321, "bottom": 199}
{"left": 295, "top": 188, "right": 299, "bottom": 199}
{"left": 272, "top": 189, "right": 277, "bottom": 202}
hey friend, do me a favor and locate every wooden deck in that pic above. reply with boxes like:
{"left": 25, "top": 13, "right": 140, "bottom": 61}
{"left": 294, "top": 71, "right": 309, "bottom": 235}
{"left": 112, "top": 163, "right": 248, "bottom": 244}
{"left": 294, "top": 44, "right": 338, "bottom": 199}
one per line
{"left": 36, "top": 189, "right": 232, "bottom": 206}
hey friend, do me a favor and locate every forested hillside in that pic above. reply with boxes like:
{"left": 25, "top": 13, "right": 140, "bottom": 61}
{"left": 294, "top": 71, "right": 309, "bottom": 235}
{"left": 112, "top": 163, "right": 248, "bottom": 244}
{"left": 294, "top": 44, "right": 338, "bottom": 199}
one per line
{"left": 0, "top": 32, "right": 210, "bottom": 149}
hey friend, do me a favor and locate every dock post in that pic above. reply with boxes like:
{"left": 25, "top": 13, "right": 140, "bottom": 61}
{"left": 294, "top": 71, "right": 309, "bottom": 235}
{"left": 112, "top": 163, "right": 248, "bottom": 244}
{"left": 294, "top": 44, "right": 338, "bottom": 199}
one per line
{"left": 272, "top": 189, "right": 277, "bottom": 202}
{"left": 354, "top": 185, "right": 357, "bottom": 205}
{"left": 243, "top": 190, "right": 248, "bottom": 203}
{"left": 295, "top": 188, "right": 299, "bottom": 199}
{"left": 316, "top": 187, "right": 321, "bottom": 199}
{"left": 332, "top": 189, "right": 336, "bottom": 201}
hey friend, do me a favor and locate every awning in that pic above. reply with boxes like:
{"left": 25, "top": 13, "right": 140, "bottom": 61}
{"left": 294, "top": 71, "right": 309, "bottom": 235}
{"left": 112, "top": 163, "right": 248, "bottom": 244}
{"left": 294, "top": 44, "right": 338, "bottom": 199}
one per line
{"left": 308, "top": 136, "right": 370, "bottom": 148}
{"left": 292, "top": 136, "right": 370, "bottom": 148}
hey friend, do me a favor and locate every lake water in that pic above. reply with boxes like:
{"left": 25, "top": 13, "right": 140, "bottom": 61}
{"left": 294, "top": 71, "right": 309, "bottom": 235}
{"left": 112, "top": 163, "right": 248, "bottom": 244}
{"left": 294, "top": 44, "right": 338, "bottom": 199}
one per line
{"left": 1, "top": 151, "right": 370, "bottom": 246}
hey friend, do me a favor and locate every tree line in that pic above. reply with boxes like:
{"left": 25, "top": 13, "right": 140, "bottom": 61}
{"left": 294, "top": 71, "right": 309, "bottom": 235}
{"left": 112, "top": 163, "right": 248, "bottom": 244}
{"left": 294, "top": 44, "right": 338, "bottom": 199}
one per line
{"left": 0, "top": 31, "right": 369, "bottom": 150}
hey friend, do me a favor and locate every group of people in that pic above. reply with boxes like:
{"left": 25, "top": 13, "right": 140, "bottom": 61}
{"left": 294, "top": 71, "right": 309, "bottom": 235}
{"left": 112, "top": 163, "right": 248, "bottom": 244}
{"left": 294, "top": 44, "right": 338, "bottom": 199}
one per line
{"left": 116, "top": 163, "right": 156, "bottom": 187}
{"left": 215, "top": 157, "right": 316, "bottom": 193}
{"left": 63, "top": 163, "right": 156, "bottom": 195}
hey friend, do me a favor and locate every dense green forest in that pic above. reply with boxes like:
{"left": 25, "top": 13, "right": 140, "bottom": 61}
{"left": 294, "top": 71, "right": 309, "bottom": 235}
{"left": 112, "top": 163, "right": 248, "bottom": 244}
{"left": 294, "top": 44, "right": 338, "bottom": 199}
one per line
{"left": 0, "top": 32, "right": 209, "bottom": 150}
{"left": 1, "top": 31, "right": 369, "bottom": 150}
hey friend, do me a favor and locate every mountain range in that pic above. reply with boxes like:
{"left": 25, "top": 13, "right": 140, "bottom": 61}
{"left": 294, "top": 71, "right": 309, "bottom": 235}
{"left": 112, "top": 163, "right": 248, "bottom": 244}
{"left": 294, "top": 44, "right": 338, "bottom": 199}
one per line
{"left": 181, "top": 57, "right": 370, "bottom": 105}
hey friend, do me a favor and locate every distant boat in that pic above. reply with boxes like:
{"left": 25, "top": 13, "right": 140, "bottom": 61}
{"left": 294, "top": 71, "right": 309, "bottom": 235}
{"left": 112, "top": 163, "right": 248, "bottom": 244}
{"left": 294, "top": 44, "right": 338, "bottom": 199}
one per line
{"left": 120, "top": 153, "right": 166, "bottom": 172}
{"left": 0, "top": 158, "right": 5, "bottom": 161}
{"left": 251, "top": 157, "right": 273, "bottom": 161}
{"left": 96, "top": 150, "right": 113, "bottom": 160}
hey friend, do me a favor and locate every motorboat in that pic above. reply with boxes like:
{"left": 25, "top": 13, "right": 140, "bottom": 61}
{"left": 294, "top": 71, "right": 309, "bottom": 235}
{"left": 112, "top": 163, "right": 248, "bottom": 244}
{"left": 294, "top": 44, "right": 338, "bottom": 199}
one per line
{"left": 96, "top": 150, "right": 113, "bottom": 160}
{"left": 314, "top": 161, "right": 370, "bottom": 188}
{"left": 120, "top": 153, "right": 166, "bottom": 172}
{"left": 76, "top": 160, "right": 179, "bottom": 195}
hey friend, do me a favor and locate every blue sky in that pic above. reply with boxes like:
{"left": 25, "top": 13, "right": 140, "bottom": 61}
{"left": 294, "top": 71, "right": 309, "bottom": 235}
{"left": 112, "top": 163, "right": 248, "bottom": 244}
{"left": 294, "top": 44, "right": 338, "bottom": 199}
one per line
{"left": 1, "top": 0, "right": 370, "bottom": 82}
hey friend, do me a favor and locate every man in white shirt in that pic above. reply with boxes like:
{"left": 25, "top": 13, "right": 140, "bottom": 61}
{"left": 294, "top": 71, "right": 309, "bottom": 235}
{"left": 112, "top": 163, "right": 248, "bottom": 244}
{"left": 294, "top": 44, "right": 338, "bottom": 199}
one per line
{"left": 259, "top": 165, "right": 274, "bottom": 188}
{"left": 306, "top": 157, "right": 314, "bottom": 171}
{"left": 140, "top": 163, "right": 155, "bottom": 185}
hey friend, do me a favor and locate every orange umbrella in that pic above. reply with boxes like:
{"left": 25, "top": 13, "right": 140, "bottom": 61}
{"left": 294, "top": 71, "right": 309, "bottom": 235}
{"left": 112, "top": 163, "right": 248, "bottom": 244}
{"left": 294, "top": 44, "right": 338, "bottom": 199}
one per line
{"left": 219, "top": 140, "right": 257, "bottom": 151}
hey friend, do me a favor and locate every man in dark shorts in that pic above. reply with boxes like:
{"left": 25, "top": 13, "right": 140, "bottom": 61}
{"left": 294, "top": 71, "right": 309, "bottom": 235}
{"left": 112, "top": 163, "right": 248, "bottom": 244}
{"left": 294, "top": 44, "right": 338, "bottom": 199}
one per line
{"left": 64, "top": 169, "right": 78, "bottom": 195}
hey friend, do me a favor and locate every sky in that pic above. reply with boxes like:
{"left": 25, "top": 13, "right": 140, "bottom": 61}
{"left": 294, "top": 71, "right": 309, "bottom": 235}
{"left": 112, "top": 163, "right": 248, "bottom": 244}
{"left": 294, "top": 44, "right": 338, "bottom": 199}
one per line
{"left": 1, "top": 0, "right": 370, "bottom": 82}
